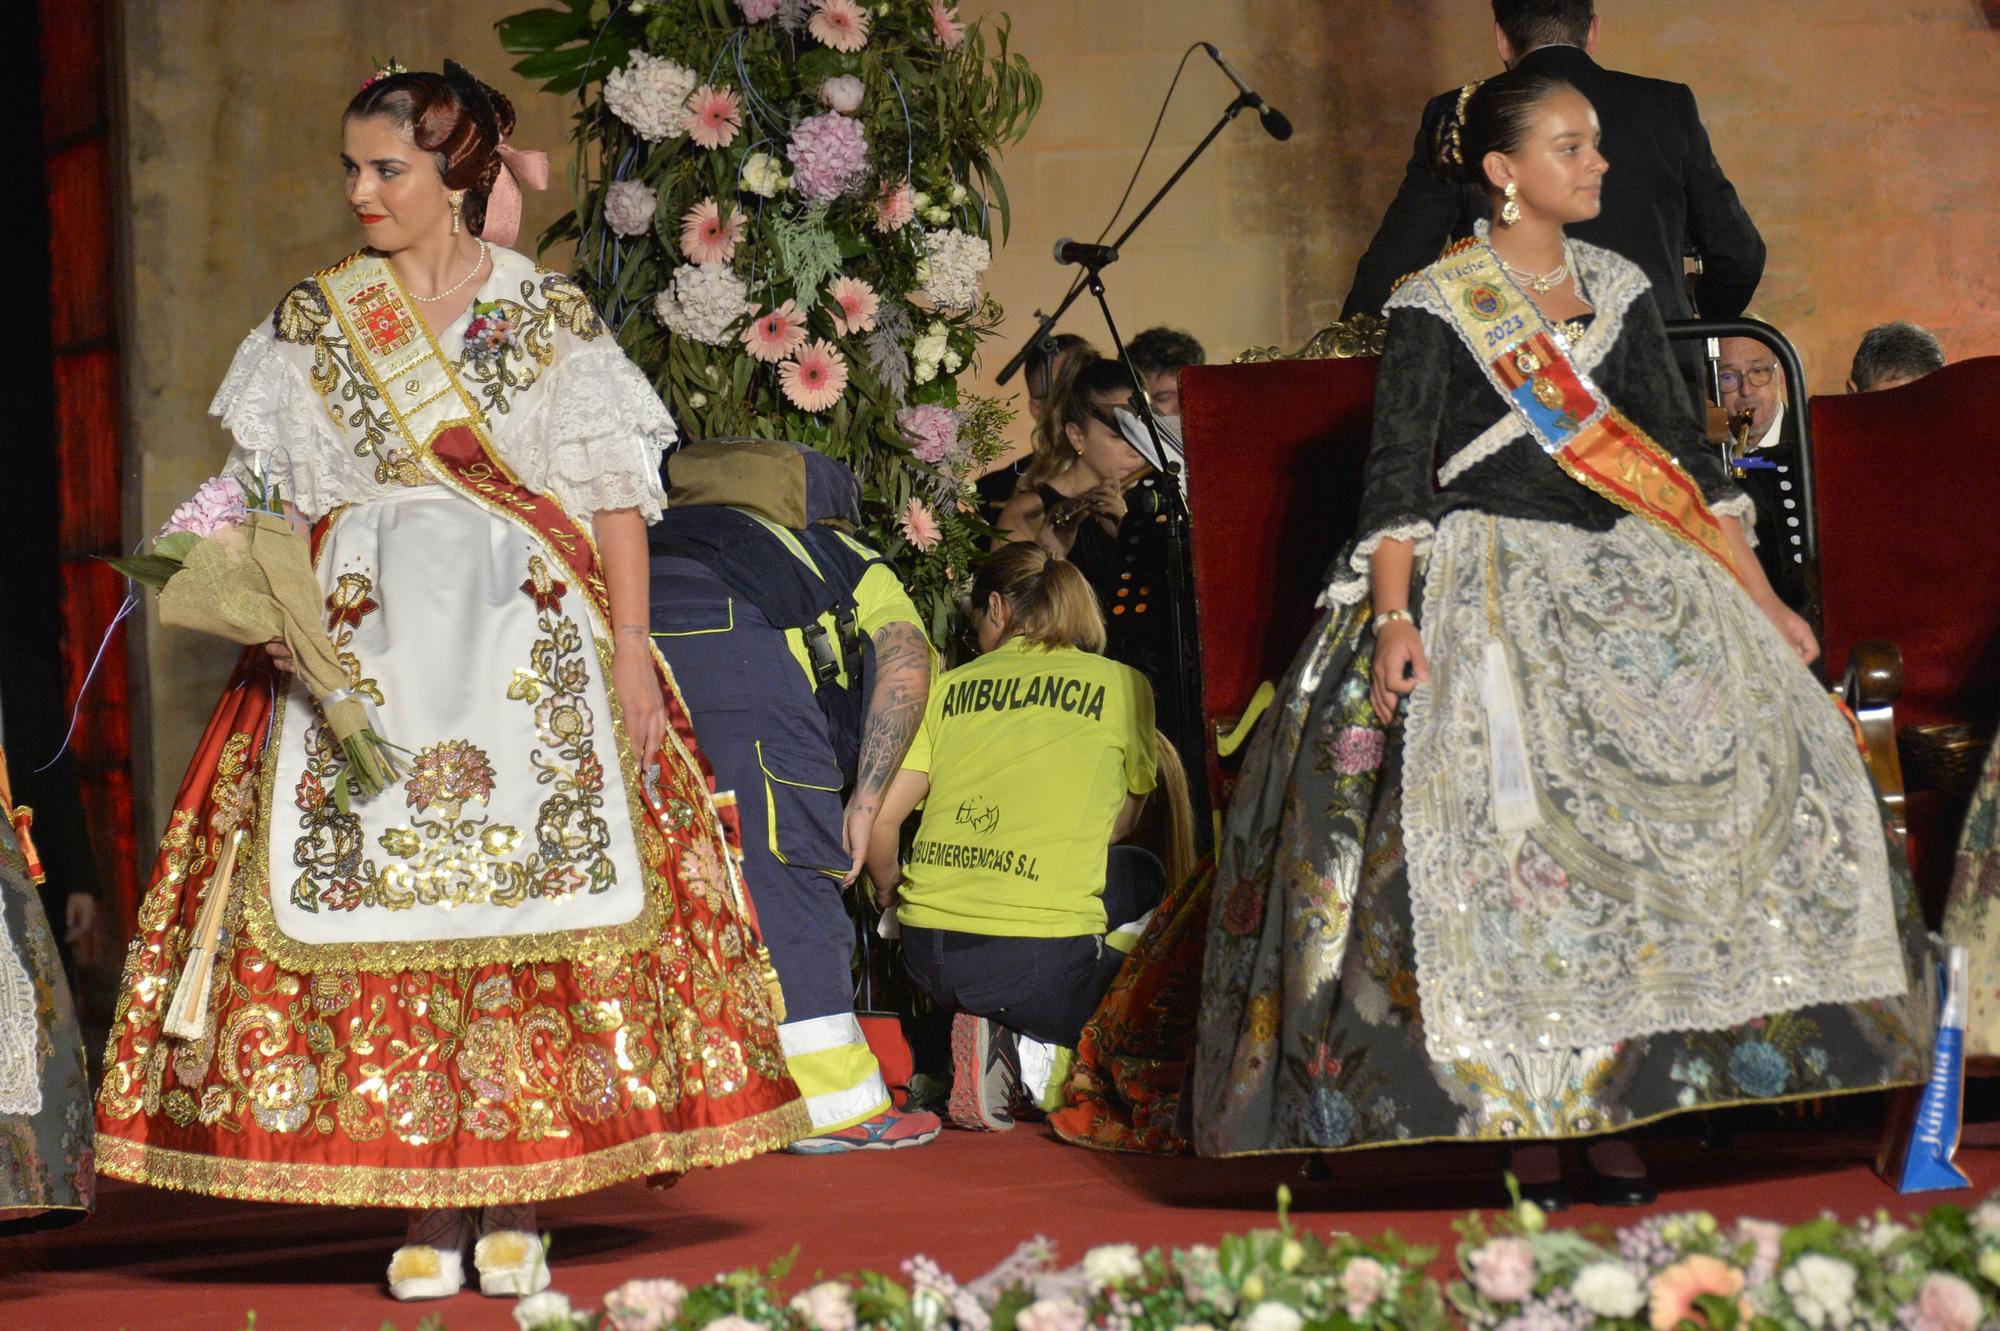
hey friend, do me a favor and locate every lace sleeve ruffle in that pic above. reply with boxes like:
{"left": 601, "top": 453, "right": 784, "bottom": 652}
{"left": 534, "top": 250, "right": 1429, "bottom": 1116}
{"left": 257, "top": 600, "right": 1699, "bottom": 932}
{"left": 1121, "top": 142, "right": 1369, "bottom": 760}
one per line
{"left": 1712, "top": 491, "right": 1758, "bottom": 545}
{"left": 209, "top": 326, "right": 343, "bottom": 521}
{"left": 516, "top": 345, "right": 675, "bottom": 523}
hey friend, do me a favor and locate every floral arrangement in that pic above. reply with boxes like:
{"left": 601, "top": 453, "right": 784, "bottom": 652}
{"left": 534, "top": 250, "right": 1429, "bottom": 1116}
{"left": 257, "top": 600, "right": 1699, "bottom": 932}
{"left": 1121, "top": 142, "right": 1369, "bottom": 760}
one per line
{"left": 497, "top": 0, "right": 1043, "bottom": 634}
{"left": 495, "top": 1186, "right": 1446, "bottom": 1331}
{"left": 1448, "top": 1186, "right": 2000, "bottom": 1331}
{"left": 368, "top": 1189, "right": 2000, "bottom": 1331}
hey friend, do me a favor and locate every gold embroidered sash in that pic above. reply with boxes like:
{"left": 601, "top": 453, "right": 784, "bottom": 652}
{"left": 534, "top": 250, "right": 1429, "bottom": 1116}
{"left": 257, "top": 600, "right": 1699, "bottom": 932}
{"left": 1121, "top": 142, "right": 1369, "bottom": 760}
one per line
{"left": 1425, "top": 241, "right": 1741, "bottom": 583}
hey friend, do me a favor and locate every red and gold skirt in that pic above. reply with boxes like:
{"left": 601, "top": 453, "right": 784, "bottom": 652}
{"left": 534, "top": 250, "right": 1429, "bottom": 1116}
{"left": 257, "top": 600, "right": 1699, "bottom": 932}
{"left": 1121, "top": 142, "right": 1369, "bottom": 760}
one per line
{"left": 97, "top": 652, "right": 807, "bottom": 1208}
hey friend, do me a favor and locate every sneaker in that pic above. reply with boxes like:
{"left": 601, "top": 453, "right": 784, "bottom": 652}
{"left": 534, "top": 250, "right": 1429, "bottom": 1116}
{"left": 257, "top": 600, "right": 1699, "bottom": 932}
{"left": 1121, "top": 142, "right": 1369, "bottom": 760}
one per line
{"left": 947, "top": 1013, "right": 1019, "bottom": 1132}
{"left": 787, "top": 1108, "right": 943, "bottom": 1154}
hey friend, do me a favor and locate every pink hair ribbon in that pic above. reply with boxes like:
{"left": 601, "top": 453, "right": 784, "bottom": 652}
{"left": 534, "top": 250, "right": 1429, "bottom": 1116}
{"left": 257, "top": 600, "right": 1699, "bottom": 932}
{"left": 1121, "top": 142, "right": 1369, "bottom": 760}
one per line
{"left": 481, "top": 140, "right": 550, "bottom": 248}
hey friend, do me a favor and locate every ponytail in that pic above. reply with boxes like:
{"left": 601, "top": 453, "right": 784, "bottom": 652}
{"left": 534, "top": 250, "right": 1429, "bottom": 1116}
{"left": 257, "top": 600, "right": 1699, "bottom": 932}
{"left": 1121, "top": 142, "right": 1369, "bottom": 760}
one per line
{"left": 971, "top": 542, "right": 1106, "bottom": 653}
{"left": 1145, "top": 729, "right": 1197, "bottom": 894}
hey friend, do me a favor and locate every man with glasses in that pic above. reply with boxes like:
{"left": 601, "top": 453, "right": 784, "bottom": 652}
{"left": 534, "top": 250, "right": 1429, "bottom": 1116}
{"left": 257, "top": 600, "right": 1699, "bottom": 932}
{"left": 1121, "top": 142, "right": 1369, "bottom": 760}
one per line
{"left": 1717, "top": 335, "right": 1806, "bottom": 602}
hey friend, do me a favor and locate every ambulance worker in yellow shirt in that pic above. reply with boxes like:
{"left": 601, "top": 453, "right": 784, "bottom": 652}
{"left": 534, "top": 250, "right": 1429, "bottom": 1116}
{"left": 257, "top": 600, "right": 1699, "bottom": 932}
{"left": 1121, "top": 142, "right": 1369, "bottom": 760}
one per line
{"left": 866, "top": 543, "right": 1183, "bottom": 1131}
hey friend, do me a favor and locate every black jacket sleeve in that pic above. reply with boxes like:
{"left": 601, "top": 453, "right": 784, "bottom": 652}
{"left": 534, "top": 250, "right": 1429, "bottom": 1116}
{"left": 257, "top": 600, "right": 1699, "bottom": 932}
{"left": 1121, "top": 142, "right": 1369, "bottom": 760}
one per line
{"left": 1341, "top": 97, "right": 1469, "bottom": 319}
{"left": 1677, "top": 84, "right": 1764, "bottom": 319}
{"left": 1352, "top": 306, "right": 1450, "bottom": 548}
{"left": 1598, "top": 287, "right": 1745, "bottom": 509}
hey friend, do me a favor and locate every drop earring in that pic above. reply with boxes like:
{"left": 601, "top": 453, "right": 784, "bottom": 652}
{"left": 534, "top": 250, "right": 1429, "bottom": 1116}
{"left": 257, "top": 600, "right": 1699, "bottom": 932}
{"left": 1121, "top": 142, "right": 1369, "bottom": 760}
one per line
{"left": 1500, "top": 182, "right": 1522, "bottom": 228}
{"left": 449, "top": 190, "right": 465, "bottom": 235}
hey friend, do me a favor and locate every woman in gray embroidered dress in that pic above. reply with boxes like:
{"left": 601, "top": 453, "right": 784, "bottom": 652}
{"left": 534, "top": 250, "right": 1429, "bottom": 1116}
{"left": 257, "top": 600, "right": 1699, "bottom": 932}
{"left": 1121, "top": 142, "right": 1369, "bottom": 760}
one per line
{"left": 0, "top": 698, "right": 94, "bottom": 1233}
{"left": 1187, "top": 71, "right": 1929, "bottom": 1205}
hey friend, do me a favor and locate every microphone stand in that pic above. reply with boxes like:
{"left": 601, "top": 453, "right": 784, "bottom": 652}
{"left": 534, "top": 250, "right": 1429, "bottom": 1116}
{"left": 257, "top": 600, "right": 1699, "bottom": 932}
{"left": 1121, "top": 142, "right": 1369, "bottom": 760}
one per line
{"left": 1066, "top": 254, "right": 1213, "bottom": 854}
{"left": 1000, "top": 92, "right": 1271, "bottom": 854}
{"left": 995, "top": 91, "right": 1262, "bottom": 388}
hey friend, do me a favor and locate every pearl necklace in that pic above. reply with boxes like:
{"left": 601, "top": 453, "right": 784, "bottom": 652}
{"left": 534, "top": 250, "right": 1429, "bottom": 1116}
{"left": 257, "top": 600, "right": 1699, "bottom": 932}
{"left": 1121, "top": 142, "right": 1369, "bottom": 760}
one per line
{"left": 406, "top": 241, "right": 489, "bottom": 304}
{"left": 1504, "top": 245, "right": 1576, "bottom": 295}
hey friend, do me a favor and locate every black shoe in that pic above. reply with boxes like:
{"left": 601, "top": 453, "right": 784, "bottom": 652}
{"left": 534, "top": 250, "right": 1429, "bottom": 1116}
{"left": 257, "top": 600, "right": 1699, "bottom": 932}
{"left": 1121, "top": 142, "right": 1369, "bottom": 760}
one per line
{"left": 1584, "top": 1141, "right": 1656, "bottom": 1207}
{"left": 1505, "top": 1145, "right": 1569, "bottom": 1212}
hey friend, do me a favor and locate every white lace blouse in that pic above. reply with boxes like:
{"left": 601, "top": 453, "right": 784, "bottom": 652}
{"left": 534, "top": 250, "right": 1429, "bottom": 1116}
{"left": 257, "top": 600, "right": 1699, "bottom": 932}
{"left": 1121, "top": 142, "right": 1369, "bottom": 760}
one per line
{"left": 211, "top": 247, "right": 674, "bottom": 523}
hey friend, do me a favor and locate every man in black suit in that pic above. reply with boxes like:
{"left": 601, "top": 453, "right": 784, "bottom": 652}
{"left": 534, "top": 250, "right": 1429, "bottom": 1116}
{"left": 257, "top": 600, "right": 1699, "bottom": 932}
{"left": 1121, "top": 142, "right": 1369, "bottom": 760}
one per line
{"left": 1342, "top": 0, "right": 1764, "bottom": 345}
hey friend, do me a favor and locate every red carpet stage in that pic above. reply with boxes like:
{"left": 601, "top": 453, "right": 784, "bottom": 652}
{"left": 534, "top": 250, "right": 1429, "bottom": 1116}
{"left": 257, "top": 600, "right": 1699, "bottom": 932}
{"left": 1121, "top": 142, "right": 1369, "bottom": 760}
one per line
{"left": 7, "top": 1117, "right": 1997, "bottom": 1330}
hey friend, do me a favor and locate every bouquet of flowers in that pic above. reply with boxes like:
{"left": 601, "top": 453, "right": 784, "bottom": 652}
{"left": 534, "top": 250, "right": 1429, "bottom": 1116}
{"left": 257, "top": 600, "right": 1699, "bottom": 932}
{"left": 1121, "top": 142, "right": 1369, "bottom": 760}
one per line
{"left": 109, "top": 475, "right": 402, "bottom": 806}
{"left": 498, "top": 0, "right": 1042, "bottom": 638}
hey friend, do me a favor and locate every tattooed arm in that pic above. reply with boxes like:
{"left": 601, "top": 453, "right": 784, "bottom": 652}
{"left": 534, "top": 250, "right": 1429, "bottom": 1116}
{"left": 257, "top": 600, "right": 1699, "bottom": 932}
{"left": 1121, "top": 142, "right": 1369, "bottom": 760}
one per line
{"left": 842, "top": 621, "right": 931, "bottom": 885}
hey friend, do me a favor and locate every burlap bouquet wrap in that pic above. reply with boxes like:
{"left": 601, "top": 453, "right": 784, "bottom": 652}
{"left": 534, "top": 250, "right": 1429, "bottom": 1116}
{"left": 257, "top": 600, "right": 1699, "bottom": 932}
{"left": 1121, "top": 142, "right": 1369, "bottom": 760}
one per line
{"left": 156, "top": 511, "right": 372, "bottom": 745}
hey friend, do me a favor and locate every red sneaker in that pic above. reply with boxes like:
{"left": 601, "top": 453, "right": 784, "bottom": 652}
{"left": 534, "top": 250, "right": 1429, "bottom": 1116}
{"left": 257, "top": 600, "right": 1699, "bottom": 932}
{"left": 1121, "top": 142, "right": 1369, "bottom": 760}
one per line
{"left": 947, "top": 1013, "right": 1019, "bottom": 1132}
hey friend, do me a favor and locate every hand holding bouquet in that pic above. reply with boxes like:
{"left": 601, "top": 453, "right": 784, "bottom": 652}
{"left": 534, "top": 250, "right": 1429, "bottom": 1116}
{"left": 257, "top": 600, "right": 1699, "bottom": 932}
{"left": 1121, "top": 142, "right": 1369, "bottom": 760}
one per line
{"left": 110, "top": 476, "right": 403, "bottom": 804}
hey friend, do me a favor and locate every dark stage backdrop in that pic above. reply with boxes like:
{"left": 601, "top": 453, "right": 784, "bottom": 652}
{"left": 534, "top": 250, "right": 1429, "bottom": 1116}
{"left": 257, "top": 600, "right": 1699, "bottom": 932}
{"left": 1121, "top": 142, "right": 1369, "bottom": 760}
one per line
{"left": 4, "top": 2, "right": 136, "bottom": 973}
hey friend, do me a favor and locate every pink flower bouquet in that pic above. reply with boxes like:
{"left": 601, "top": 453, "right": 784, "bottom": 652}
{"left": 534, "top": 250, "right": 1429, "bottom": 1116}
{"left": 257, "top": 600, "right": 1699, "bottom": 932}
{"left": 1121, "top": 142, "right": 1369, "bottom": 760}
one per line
{"left": 108, "top": 475, "right": 403, "bottom": 802}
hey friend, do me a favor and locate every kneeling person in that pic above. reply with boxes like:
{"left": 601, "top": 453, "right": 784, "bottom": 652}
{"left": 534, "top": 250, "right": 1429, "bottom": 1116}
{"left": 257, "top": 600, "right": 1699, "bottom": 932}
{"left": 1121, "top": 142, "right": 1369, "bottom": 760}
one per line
{"left": 867, "top": 544, "right": 1175, "bottom": 1130}
{"left": 650, "top": 441, "right": 937, "bottom": 1153}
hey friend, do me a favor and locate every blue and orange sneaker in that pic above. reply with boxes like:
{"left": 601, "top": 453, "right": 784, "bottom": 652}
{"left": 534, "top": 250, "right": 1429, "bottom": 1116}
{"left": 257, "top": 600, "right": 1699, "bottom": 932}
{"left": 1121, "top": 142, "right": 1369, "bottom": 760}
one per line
{"left": 787, "top": 1107, "right": 943, "bottom": 1154}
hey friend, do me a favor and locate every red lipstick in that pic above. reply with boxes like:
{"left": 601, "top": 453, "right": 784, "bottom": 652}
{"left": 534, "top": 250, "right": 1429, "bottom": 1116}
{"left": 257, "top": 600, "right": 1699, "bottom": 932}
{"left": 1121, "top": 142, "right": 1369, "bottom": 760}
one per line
{"left": 357, "top": 213, "right": 387, "bottom": 224}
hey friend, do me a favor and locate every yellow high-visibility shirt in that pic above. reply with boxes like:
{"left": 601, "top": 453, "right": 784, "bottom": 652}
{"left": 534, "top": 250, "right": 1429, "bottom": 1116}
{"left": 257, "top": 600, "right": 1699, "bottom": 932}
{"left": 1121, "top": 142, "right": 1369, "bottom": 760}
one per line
{"left": 896, "top": 639, "right": 1157, "bottom": 938}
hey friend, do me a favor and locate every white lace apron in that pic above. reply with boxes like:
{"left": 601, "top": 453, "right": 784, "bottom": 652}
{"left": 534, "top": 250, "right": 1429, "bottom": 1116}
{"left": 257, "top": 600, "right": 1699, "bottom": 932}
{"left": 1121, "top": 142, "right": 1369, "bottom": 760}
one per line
{"left": 0, "top": 882, "right": 39, "bottom": 1115}
{"left": 1402, "top": 511, "right": 1908, "bottom": 1061}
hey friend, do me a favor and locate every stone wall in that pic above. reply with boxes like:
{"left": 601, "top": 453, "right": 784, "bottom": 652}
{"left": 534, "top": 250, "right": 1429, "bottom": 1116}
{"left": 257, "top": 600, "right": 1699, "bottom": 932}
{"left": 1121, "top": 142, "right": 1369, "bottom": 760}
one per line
{"left": 121, "top": 1, "right": 576, "bottom": 829}
{"left": 121, "top": 0, "right": 2000, "bottom": 834}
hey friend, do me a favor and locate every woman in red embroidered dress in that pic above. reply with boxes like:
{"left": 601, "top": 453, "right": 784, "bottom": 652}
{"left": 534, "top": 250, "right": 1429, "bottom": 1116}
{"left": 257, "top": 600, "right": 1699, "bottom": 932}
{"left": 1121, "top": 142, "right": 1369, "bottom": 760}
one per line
{"left": 95, "top": 62, "right": 805, "bottom": 1302}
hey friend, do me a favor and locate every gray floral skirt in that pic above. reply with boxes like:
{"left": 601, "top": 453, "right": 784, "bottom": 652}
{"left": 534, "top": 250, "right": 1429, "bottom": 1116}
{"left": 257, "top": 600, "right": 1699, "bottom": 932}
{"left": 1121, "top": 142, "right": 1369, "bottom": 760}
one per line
{"left": 0, "top": 794, "right": 93, "bottom": 1229}
{"left": 1189, "top": 565, "right": 1933, "bottom": 1158}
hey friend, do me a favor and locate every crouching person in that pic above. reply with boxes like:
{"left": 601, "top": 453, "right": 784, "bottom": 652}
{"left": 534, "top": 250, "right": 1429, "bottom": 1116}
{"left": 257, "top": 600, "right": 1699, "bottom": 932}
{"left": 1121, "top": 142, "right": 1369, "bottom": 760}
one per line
{"left": 650, "top": 440, "right": 938, "bottom": 1152}
{"left": 865, "top": 543, "right": 1188, "bottom": 1130}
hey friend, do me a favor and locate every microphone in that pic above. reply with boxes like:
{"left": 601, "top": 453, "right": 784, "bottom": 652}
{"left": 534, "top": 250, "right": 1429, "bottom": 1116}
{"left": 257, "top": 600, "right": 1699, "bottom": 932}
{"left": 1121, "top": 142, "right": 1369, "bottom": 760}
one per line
{"left": 1052, "top": 237, "right": 1120, "bottom": 268}
{"left": 1201, "top": 42, "right": 1293, "bottom": 141}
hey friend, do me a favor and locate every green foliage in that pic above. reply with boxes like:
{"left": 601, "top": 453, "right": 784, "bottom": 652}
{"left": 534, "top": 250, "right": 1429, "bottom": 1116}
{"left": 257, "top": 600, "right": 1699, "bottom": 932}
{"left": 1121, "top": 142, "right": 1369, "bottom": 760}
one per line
{"left": 496, "top": 0, "right": 1042, "bottom": 634}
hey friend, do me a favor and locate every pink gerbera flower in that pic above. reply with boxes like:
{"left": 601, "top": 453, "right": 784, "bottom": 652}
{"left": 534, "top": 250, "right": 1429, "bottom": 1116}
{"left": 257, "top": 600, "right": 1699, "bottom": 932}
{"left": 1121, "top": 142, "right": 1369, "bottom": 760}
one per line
{"left": 930, "top": 0, "right": 966, "bottom": 49}
{"left": 808, "top": 0, "right": 870, "bottom": 52}
{"left": 742, "top": 300, "right": 809, "bottom": 363}
{"left": 872, "top": 179, "right": 915, "bottom": 234}
{"left": 679, "top": 198, "right": 745, "bottom": 265}
{"left": 780, "top": 338, "right": 850, "bottom": 413}
{"left": 827, "top": 276, "right": 880, "bottom": 336}
{"left": 684, "top": 84, "right": 743, "bottom": 151}
{"left": 900, "top": 498, "right": 942, "bottom": 552}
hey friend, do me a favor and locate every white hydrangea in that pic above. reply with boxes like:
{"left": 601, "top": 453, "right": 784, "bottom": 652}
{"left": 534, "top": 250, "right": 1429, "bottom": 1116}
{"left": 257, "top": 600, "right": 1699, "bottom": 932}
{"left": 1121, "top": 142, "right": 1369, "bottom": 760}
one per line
{"left": 1778, "top": 1255, "right": 1858, "bottom": 1330}
{"left": 604, "top": 50, "right": 697, "bottom": 142}
{"left": 653, "top": 263, "right": 752, "bottom": 346}
{"left": 917, "top": 228, "right": 990, "bottom": 312}
{"left": 1569, "top": 1264, "right": 1647, "bottom": 1319}
{"left": 1081, "top": 1244, "right": 1144, "bottom": 1289}
{"left": 911, "top": 320, "right": 949, "bottom": 385}
{"left": 603, "top": 180, "right": 659, "bottom": 237}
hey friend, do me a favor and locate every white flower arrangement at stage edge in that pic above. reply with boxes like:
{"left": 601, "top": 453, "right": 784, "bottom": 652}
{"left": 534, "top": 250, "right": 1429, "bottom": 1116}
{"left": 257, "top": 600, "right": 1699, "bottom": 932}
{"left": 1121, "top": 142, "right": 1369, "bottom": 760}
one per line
{"left": 603, "top": 180, "right": 659, "bottom": 237}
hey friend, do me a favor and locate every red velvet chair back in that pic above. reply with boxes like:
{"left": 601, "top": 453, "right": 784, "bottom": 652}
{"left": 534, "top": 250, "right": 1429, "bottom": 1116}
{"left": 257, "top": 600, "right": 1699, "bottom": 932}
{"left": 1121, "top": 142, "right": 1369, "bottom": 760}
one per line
{"left": 1813, "top": 354, "right": 2000, "bottom": 909}
{"left": 1813, "top": 354, "right": 2000, "bottom": 734}
{"left": 1181, "top": 356, "right": 1381, "bottom": 767}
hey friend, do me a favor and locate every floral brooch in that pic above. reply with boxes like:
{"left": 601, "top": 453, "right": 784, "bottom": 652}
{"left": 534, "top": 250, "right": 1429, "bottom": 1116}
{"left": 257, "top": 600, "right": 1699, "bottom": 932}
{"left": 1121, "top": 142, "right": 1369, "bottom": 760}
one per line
{"left": 462, "top": 300, "right": 516, "bottom": 366}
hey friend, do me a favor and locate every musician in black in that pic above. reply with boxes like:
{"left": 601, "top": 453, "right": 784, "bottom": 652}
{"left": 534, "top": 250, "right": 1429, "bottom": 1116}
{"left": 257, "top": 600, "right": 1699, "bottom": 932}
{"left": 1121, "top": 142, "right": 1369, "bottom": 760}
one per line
{"left": 1342, "top": 0, "right": 1764, "bottom": 404}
